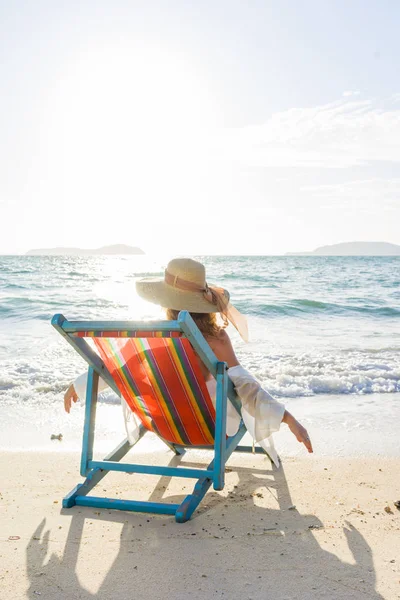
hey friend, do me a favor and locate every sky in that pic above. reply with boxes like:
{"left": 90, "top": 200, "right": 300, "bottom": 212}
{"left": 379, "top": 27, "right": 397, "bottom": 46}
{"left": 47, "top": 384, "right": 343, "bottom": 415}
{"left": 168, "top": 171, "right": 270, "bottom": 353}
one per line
{"left": 1, "top": 0, "right": 400, "bottom": 255}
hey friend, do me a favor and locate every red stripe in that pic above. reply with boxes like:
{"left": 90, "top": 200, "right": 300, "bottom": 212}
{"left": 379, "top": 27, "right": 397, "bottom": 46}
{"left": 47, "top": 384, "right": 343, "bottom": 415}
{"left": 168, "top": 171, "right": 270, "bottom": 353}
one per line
{"left": 94, "top": 339, "right": 155, "bottom": 432}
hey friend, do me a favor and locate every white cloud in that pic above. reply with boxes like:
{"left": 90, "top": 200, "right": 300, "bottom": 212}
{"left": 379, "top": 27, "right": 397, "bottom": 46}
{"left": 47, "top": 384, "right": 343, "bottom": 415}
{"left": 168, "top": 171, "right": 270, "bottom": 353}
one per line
{"left": 300, "top": 178, "right": 400, "bottom": 212}
{"left": 342, "top": 90, "right": 361, "bottom": 97}
{"left": 211, "top": 96, "right": 400, "bottom": 168}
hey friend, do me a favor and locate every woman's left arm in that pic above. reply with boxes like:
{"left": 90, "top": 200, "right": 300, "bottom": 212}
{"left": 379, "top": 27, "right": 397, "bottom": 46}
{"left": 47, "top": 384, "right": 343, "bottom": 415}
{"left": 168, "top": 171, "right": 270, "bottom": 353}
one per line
{"left": 207, "top": 329, "right": 240, "bottom": 367}
{"left": 282, "top": 410, "right": 313, "bottom": 453}
{"left": 210, "top": 330, "right": 313, "bottom": 453}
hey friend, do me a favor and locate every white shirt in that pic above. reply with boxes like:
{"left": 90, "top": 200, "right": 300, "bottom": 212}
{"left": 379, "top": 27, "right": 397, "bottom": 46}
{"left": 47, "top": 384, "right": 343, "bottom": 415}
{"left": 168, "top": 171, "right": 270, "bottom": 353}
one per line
{"left": 74, "top": 364, "right": 285, "bottom": 467}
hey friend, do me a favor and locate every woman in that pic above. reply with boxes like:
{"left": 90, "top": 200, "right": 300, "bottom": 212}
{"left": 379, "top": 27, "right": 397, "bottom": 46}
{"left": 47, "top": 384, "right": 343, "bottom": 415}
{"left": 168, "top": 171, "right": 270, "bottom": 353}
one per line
{"left": 64, "top": 258, "right": 312, "bottom": 455}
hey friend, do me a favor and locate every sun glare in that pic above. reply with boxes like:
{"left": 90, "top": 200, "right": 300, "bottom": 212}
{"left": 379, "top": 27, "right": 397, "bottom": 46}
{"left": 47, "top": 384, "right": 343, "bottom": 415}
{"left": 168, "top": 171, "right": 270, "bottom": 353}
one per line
{"left": 50, "top": 42, "right": 214, "bottom": 157}
{"left": 38, "top": 41, "right": 220, "bottom": 253}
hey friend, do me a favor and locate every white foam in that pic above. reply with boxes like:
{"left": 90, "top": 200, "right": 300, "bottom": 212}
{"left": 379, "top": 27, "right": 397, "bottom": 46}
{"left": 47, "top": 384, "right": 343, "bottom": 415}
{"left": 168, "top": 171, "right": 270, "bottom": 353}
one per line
{"left": 240, "top": 349, "right": 400, "bottom": 397}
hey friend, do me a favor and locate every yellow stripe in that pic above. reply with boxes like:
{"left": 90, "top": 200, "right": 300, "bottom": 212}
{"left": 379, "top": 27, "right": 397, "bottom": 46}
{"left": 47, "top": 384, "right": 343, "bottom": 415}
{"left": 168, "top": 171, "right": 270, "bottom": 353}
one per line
{"left": 167, "top": 341, "right": 214, "bottom": 445}
{"left": 135, "top": 339, "right": 185, "bottom": 445}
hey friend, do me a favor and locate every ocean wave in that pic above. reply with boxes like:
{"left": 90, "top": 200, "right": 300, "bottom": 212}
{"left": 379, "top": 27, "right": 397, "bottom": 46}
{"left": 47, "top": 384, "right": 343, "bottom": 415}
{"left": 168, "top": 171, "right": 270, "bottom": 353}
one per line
{"left": 343, "top": 346, "right": 400, "bottom": 354}
{"left": 242, "top": 351, "right": 400, "bottom": 397}
{"left": 241, "top": 299, "right": 400, "bottom": 318}
{"left": 1, "top": 283, "right": 29, "bottom": 290}
{"left": 0, "top": 295, "right": 125, "bottom": 322}
{"left": 1, "top": 346, "right": 399, "bottom": 406}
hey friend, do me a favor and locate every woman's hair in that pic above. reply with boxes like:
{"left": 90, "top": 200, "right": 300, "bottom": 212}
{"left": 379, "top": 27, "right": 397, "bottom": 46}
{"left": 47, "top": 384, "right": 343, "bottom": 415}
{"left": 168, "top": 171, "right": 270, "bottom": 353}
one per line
{"left": 165, "top": 308, "right": 227, "bottom": 338}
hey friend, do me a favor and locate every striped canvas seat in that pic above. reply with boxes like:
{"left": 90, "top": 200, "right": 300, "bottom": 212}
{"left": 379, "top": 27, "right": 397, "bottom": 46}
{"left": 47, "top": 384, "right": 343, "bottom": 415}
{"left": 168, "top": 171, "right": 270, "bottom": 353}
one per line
{"left": 93, "top": 336, "right": 216, "bottom": 446}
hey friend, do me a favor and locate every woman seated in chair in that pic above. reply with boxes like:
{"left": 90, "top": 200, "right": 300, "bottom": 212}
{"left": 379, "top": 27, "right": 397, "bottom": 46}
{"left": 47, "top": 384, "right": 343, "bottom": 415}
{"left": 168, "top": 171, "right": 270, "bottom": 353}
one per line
{"left": 64, "top": 258, "right": 313, "bottom": 454}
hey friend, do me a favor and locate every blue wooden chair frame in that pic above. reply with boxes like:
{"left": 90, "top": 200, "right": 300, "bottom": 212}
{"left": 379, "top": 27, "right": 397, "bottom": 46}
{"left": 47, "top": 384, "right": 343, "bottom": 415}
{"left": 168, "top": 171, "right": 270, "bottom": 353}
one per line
{"left": 52, "top": 310, "right": 267, "bottom": 522}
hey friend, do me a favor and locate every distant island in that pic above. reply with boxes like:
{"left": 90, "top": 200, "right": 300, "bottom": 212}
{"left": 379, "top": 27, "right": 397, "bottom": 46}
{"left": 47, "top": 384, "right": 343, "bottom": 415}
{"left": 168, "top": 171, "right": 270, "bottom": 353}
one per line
{"left": 286, "top": 241, "right": 400, "bottom": 256}
{"left": 26, "top": 244, "right": 145, "bottom": 256}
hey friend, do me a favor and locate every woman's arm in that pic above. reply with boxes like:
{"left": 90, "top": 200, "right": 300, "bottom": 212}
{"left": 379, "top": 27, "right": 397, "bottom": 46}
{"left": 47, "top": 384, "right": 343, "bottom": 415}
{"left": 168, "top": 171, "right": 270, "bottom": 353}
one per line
{"left": 282, "top": 410, "right": 313, "bottom": 453}
{"left": 63, "top": 372, "right": 110, "bottom": 413}
{"left": 64, "top": 384, "right": 78, "bottom": 413}
{"left": 210, "top": 329, "right": 313, "bottom": 453}
{"left": 207, "top": 329, "right": 240, "bottom": 367}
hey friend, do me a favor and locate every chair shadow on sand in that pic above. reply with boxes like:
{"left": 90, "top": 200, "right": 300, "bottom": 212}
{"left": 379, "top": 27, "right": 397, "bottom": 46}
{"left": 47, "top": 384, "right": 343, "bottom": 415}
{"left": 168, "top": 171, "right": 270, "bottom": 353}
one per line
{"left": 26, "top": 454, "right": 383, "bottom": 600}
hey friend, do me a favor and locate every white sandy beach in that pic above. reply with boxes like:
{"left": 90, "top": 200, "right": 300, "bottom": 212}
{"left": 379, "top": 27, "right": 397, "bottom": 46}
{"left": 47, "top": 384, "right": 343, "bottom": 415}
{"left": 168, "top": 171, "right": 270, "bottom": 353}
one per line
{"left": 1, "top": 449, "right": 399, "bottom": 600}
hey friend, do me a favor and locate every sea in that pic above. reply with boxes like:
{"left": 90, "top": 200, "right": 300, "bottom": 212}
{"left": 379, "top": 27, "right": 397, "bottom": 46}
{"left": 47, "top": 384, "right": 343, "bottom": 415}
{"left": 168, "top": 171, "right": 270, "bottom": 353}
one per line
{"left": 1, "top": 254, "right": 399, "bottom": 457}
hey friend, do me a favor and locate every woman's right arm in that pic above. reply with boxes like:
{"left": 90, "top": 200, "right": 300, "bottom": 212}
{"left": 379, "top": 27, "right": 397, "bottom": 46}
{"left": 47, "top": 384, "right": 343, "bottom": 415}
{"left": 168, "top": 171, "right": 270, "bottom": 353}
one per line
{"left": 64, "top": 384, "right": 78, "bottom": 413}
{"left": 64, "top": 372, "right": 110, "bottom": 413}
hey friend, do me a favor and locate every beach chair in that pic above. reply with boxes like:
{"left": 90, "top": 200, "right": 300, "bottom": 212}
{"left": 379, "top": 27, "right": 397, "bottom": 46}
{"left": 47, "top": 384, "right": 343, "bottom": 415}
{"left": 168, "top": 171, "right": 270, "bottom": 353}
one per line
{"left": 52, "top": 311, "right": 267, "bottom": 522}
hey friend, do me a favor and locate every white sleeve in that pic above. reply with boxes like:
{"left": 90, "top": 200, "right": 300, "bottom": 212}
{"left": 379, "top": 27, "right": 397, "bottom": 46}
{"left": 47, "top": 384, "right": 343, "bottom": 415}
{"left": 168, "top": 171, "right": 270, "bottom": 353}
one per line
{"left": 227, "top": 365, "right": 285, "bottom": 441}
{"left": 73, "top": 371, "right": 110, "bottom": 403}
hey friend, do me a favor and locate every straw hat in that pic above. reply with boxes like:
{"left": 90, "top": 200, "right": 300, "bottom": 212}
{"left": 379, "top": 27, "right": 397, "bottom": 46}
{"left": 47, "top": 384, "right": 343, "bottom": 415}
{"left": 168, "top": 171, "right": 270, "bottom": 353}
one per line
{"left": 136, "top": 258, "right": 230, "bottom": 313}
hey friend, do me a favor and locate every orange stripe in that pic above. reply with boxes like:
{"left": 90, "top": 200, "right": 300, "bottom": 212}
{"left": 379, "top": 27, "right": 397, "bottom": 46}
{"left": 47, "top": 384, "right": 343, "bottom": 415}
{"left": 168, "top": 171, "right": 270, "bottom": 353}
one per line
{"left": 95, "top": 339, "right": 154, "bottom": 432}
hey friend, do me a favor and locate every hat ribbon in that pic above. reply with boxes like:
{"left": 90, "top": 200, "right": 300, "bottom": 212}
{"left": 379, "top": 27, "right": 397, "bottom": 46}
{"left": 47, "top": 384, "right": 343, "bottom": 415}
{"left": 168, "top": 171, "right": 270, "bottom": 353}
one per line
{"left": 164, "top": 269, "right": 249, "bottom": 342}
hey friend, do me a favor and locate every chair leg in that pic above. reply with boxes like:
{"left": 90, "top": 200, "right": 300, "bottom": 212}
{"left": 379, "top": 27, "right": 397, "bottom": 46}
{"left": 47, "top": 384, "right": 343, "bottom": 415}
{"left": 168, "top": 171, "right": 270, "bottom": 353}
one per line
{"left": 234, "top": 445, "right": 268, "bottom": 454}
{"left": 63, "top": 436, "right": 135, "bottom": 508}
{"left": 175, "top": 426, "right": 248, "bottom": 522}
{"left": 160, "top": 438, "right": 186, "bottom": 456}
{"left": 170, "top": 443, "right": 186, "bottom": 456}
{"left": 175, "top": 477, "right": 213, "bottom": 523}
{"left": 213, "top": 361, "right": 228, "bottom": 491}
{"left": 80, "top": 367, "right": 99, "bottom": 476}
{"left": 233, "top": 444, "right": 280, "bottom": 465}
{"left": 63, "top": 467, "right": 105, "bottom": 508}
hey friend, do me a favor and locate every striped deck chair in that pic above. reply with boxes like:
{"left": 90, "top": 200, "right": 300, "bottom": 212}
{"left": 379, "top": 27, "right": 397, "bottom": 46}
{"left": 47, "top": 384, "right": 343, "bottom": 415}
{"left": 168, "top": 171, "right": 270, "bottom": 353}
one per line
{"left": 52, "top": 311, "right": 268, "bottom": 522}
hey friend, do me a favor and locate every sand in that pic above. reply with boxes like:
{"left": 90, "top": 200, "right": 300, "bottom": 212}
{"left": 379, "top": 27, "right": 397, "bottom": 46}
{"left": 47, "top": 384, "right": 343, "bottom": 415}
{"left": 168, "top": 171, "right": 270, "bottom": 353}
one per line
{"left": 1, "top": 450, "right": 399, "bottom": 600}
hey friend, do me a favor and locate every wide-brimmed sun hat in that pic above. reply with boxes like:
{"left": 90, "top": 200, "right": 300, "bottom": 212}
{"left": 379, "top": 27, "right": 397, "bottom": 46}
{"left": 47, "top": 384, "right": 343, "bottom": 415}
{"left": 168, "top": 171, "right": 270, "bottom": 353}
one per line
{"left": 136, "top": 258, "right": 249, "bottom": 341}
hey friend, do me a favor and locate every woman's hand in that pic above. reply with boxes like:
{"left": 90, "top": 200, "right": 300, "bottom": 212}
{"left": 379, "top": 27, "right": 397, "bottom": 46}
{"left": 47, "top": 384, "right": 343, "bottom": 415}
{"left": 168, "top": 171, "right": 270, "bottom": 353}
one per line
{"left": 282, "top": 410, "right": 313, "bottom": 453}
{"left": 64, "top": 384, "right": 78, "bottom": 413}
